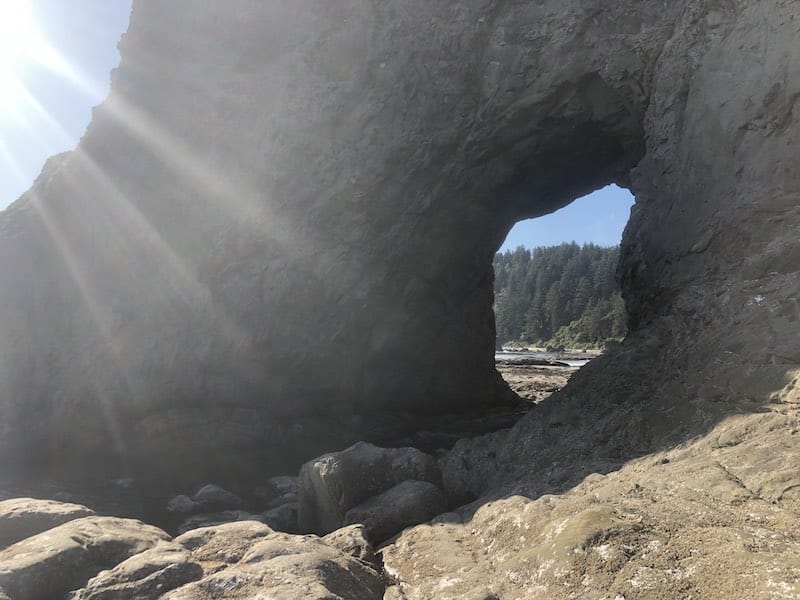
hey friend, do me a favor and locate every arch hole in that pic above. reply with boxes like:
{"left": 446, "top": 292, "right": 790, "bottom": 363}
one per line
{"left": 493, "top": 184, "right": 634, "bottom": 404}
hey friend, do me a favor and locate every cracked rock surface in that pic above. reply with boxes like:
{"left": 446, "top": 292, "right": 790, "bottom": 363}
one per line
{"left": 382, "top": 410, "right": 800, "bottom": 599}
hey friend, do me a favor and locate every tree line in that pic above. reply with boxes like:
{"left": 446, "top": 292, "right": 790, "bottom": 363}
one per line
{"left": 493, "top": 242, "right": 627, "bottom": 349}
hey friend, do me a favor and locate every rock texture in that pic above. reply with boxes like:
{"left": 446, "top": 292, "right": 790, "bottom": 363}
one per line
{"left": 322, "top": 524, "right": 376, "bottom": 565}
{"left": 0, "top": 498, "right": 95, "bottom": 549}
{"left": 1, "top": 0, "right": 794, "bottom": 496}
{"left": 0, "top": 0, "right": 685, "bottom": 478}
{"left": 382, "top": 411, "right": 800, "bottom": 598}
{"left": 169, "top": 521, "right": 385, "bottom": 599}
{"left": 343, "top": 480, "right": 448, "bottom": 544}
{"left": 0, "top": 502, "right": 387, "bottom": 598}
{"left": 298, "top": 443, "right": 442, "bottom": 535}
{"left": 173, "top": 521, "right": 274, "bottom": 570}
{"left": 261, "top": 501, "right": 299, "bottom": 533}
{"left": 0, "top": 516, "right": 170, "bottom": 600}
{"left": 164, "top": 531, "right": 385, "bottom": 600}
{"left": 0, "top": 0, "right": 799, "bottom": 597}
{"left": 68, "top": 542, "right": 203, "bottom": 600}
{"left": 175, "top": 511, "right": 267, "bottom": 536}
{"left": 190, "top": 485, "right": 242, "bottom": 512}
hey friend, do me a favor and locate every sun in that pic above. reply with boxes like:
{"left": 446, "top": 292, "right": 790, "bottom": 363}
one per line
{"left": 0, "top": 0, "right": 39, "bottom": 70}
{"left": 0, "top": 0, "right": 41, "bottom": 112}
{"left": 0, "top": 0, "right": 73, "bottom": 114}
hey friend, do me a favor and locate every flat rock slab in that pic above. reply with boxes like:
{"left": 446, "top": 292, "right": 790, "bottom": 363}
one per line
{"left": 383, "top": 412, "right": 800, "bottom": 599}
{"left": 0, "top": 516, "right": 170, "bottom": 600}
{"left": 69, "top": 542, "right": 203, "bottom": 600}
{"left": 0, "top": 498, "right": 95, "bottom": 549}
{"left": 299, "top": 442, "right": 441, "bottom": 534}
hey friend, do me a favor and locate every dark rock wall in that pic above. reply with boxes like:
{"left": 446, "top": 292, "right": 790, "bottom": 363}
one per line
{"left": 0, "top": 1, "right": 796, "bottom": 481}
{"left": 620, "top": 0, "right": 800, "bottom": 422}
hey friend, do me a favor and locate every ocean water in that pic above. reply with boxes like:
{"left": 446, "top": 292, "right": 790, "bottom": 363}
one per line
{"left": 494, "top": 351, "right": 590, "bottom": 368}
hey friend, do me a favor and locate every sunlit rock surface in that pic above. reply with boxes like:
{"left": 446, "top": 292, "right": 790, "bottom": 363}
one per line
{"left": 383, "top": 412, "right": 800, "bottom": 598}
{"left": 0, "top": 516, "right": 169, "bottom": 600}
{"left": 0, "top": 498, "right": 95, "bottom": 550}
{"left": 0, "top": 511, "right": 387, "bottom": 599}
{"left": 0, "top": 1, "right": 799, "bottom": 595}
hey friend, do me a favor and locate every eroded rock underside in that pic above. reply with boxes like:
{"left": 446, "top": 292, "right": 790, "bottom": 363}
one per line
{"left": 0, "top": 0, "right": 799, "bottom": 596}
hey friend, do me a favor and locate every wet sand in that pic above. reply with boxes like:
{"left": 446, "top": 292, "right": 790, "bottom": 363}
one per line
{"left": 496, "top": 359, "right": 583, "bottom": 404}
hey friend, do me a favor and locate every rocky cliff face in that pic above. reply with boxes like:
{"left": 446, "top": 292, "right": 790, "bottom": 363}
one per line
{"left": 0, "top": 0, "right": 797, "bottom": 519}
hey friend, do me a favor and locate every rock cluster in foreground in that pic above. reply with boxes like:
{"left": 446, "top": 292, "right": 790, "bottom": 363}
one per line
{"left": 0, "top": 444, "right": 453, "bottom": 598}
{"left": 2, "top": 420, "right": 799, "bottom": 599}
{"left": 0, "top": 507, "right": 386, "bottom": 600}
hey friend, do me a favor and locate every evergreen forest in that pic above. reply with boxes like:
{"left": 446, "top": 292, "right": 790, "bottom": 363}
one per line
{"left": 493, "top": 243, "right": 627, "bottom": 349}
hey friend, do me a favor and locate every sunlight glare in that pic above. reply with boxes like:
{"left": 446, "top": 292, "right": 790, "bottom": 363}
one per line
{"left": 0, "top": 0, "right": 38, "bottom": 67}
{"left": 0, "top": 0, "right": 76, "bottom": 112}
{"left": 0, "top": 0, "right": 39, "bottom": 112}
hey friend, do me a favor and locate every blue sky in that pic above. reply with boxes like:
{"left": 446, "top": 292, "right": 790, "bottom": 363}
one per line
{"left": 1, "top": 2, "right": 634, "bottom": 249}
{"left": 0, "top": 0, "right": 132, "bottom": 209}
{"left": 499, "top": 185, "right": 635, "bottom": 251}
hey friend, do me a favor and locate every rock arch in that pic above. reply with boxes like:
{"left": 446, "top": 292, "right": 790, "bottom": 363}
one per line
{"left": 0, "top": 0, "right": 797, "bottom": 488}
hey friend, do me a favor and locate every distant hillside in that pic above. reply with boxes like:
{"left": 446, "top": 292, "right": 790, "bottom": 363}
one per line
{"left": 493, "top": 243, "right": 626, "bottom": 349}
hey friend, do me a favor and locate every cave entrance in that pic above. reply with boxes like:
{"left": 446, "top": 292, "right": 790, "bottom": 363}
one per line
{"left": 492, "top": 184, "right": 634, "bottom": 404}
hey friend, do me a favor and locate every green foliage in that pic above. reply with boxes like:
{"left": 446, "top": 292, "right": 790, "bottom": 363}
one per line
{"left": 493, "top": 243, "right": 626, "bottom": 348}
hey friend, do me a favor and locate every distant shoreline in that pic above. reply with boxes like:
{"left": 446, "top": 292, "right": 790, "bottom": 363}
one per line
{"left": 496, "top": 347, "right": 601, "bottom": 364}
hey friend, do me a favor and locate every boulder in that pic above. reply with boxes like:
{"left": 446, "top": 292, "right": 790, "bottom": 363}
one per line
{"left": 166, "top": 495, "right": 198, "bottom": 515}
{"left": 298, "top": 442, "right": 441, "bottom": 534}
{"left": 261, "top": 501, "right": 298, "bottom": 533}
{"left": 174, "top": 520, "right": 274, "bottom": 569}
{"left": 191, "top": 485, "right": 242, "bottom": 512}
{"left": 343, "top": 480, "right": 448, "bottom": 543}
{"left": 162, "top": 531, "right": 384, "bottom": 600}
{"left": 0, "top": 498, "right": 95, "bottom": 549}
{"left": 177, "top": 511, "right": 265, "bottom": 535}
{"left": 0, "top": 513, "right": 384, "bottom": 599}
{"left": 438, "top": 430, "right": 509, "bottom": 504}
{"left": 0, "top": 516, "right": 170, "bottom": 600}
{"left": 68, "top": 542, "right": 203, "bottom": 599}
{"left": 256, "top": 476, "right": 300, "bottom": 512}
{"left": 255, "top": 476, "right": 299, "bottom": 505}
{"left": 264, "top": 491, "right": 298, "bottom": 511}
{"left": 322, "top": 524, "right": 376, "bottom": 565}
